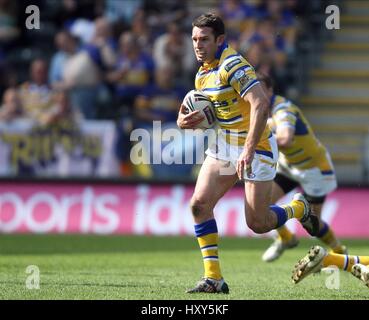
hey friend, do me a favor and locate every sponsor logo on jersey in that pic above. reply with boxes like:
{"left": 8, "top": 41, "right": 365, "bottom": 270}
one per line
{"left": 224, "top": 58, "right": 242, "bottom": 72}
{"left": 235, "top": 69, "right": 251, "bottom": 86}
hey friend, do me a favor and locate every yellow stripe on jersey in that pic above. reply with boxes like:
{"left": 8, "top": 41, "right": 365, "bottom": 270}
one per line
{"left": 195, "top": 43, "right": 271, "bottom": 150}
{"left": 271, "top": 95, "right": 334, "bottom": 171}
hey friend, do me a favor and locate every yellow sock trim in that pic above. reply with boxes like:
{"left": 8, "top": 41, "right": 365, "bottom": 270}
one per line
{"left": 197, "top": 233, "right": 222, "bottom": 280}
{"left": 323, "top": 253, "right": 369, "bottom": 272}
{"left": 281, "top": 200, "right": 304, "bottom": 220}
{"left": 331, "top": 245, "right": 346, "bottom": 254}
{"left": 319, "top": 228, "right": 339, "bottom": 249}
{"left": 289, "top": 200, "right": 305, "bottom": 220}
{"left": 277, "top": 225, "right": 294, "bottom": 243}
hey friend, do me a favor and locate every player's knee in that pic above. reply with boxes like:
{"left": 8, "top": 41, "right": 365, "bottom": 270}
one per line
{"left": 247, "top": 220, "right": 269, "bottom": 234}
{"left": 190, "top": 197, "right": 210, "bottom": 218}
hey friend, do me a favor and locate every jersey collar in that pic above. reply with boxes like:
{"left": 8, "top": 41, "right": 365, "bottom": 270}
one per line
{"left": 270, "top": 94, "right": 276, "bottom": 108}
{"left": 215, "top": 41, "right": 228, "bottom": 60}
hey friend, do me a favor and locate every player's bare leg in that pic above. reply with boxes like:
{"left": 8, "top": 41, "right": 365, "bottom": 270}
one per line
{"left": 190, "top": 156, "right": 238, "bottom": 224}
{"left": 244, "top": 181, "right": 318, "bottom": 235}
{"left": 309, "top": 202, "right": 347, "bottom": 255}
{"left": 187, "top": 156, "right": 237, "bottom": 294}
{"left": 263, "top": 185, "right": 345, "bottom": 262}
{"left": 262, "top": 182, "right": 299, "bottom": 262}
{"left": 244, "top": 180, "right": 277, "bottom": 233}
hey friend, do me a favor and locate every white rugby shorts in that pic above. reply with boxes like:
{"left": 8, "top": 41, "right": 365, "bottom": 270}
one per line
{"left": 205, "top": 134, "right": 278, "bottom": 181}
{"left": 277, "top": 155, "right": 337, "bottom": 197}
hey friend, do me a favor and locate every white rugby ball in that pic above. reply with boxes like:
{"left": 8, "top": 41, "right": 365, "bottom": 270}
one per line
{"left": 182, "top": 90, "right": 216, "bottom": 129}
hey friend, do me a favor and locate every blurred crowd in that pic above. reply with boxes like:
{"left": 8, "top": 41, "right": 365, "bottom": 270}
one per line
{"left": 0, "top": 0, "right": 309, "bottom": 177}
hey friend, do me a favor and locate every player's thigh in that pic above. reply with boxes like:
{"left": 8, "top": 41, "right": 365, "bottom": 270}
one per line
{"left": 272, "top": 169, "right": 300, "bottom": 203}
{"left": 192, "top": 155, "right": 238, "bottom": 208}
{"left": 244, "top": 180, "right": 273, "bottom": 222}
{"left": 271, "top": 181, "right": 287, "bottom": 203}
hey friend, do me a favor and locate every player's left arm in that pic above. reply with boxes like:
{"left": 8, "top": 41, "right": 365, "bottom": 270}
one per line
{"left": 275, "top": 125, "right": 295, "bottom": 147}
{"left": 273, "top": 109, "right": 297, "bottom": 147}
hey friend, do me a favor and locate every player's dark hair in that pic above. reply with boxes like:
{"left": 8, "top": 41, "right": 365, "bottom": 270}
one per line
{"left": 257, "top": 72, "right": 274, "bottom": 89}
{"left": 192, "top": 13, "right": 225, "bottom": 39}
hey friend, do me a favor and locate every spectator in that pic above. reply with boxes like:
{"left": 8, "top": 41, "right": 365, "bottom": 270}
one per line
{"left": 104, "top": 0, "right": 143, "bottom": 25}
{"left": 244, "top": 41, "right": 265, "bottom": 69}
{"left": 69, "top": 18, "right": 95, "bottom": 44}
{"left": 55, "top": 0, "right": 104, "bottom": 29}
{"left": 106, "top": 31, "right": 154, "bottom": 112}
{"left": 153, "top": 22, "right": 195, "bottom": 88}
{"left": 134, "top": 65, "right": 186, "bottom": 127}
{"left": 50, "top": 31, "right": 102, "bottom": 119}
{"left": 0, "top": 0, "right": 20, "bottom": 47}
{"left": 241, "top": 18, "right": 287, "bottom": 71}
{"left": 131, "top": 9, "right": 154, "bottom": 55}
{"left": 132, "top": 65, "right": 195, "bottom": 179}
{"left": 49, "top": 30, "right": 75, "bottom": 84}
{"left": 89, "top": 16, "right": 117, "bottom": 69}
{"left": 219, "top": 0, "right": 256, "bottom": 39}
{"left": 142, "top": 0, "right": 188, "bottom": 34}
{"left": 38, "top": 90, "right": 77, "bottom": 126}
{"left": 0, "top": 88, "right": 23, "bottom": 121}
{"left": 243, "top": 18, "right": 289, "bottom": 94}
{"left": 256, "top": 0, "right": 297, "bottom": 54}
{"left": 19, "top": 59, "right": 54, "bottom": 123}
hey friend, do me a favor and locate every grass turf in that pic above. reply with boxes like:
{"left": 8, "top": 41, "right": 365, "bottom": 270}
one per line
{"left": 0, "top": 235, "right": 368, "bottom": 300}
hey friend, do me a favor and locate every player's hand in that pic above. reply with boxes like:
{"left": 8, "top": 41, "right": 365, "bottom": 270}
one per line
{"left": 177, "top": 104, "right": 205, "bottom": 129}
{"left": 237, "top": 148, "right": 254, "bottom": 180}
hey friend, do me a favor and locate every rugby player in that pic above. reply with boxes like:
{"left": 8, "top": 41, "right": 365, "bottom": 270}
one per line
{"left": 176, "top": 13, "right": 319, "bottom": 294}
{"left": 257, "top": 73, "right": 347, "bottom": 263}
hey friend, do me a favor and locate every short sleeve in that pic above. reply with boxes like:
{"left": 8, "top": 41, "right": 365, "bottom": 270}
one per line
{"left": 273, "top": 107, "right": 297, "bottom": 129}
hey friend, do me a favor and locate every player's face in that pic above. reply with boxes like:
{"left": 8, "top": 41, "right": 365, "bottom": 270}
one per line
{"left": 192, "top": 26, "right": 224, "bottom": 63}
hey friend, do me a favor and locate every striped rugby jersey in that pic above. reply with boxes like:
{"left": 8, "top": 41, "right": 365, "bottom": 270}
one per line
{"left": 195, "top": 42, "right": 271, "bottom": 150}
{"left": 271, "top": 94, "right": 334, "bottom": 172}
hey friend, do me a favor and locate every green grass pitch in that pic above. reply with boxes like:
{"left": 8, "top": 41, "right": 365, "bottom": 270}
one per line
{"left": 0, "top": 235, "right": 368, "bottom": 299}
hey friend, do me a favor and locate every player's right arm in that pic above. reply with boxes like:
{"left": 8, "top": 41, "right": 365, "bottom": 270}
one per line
{"left": 177, "top": 104, "right": 204, "bottom": 129}
{"left": 239, "top": 84, "right": 269, "bottom": 179}
{"left": 221, "top": 58, "right": 269, "bottom": 179}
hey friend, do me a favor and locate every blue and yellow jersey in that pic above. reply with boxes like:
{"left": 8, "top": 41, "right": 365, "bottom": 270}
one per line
{"left": 195, "top": 43, "right": 271, "bottom": 152}
{"left": 18, "top": 82, "right": 54, "bottom": 120}
{"left": 271, "top": 95, "right": 334, "bottom": 172}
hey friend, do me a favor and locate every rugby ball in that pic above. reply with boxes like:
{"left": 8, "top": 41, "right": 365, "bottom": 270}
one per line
{"left": 182, "top": 90, "right": 216, "bottom": 129}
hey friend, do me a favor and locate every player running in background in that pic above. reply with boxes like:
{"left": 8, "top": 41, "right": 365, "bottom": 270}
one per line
{"left": 292, "top": 245, "right": 369, "bottom": 289}
{"left": 257, "top": 73, "right": 347, "bottom": 263}
{"left": 176, "top": 13, "right": 319, "bottom": 294}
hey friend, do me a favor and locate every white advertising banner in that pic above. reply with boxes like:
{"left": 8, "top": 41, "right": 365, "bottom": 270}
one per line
{"left": 0, "top": 120, "right": 119, "bottom": 177}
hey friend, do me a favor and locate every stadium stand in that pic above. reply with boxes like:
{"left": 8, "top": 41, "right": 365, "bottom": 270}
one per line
{"left": 299, "top": 0, "right": 369, "bottom": 183}
{"left": 0, "top": 0, "right": 367, "bottom": 184}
